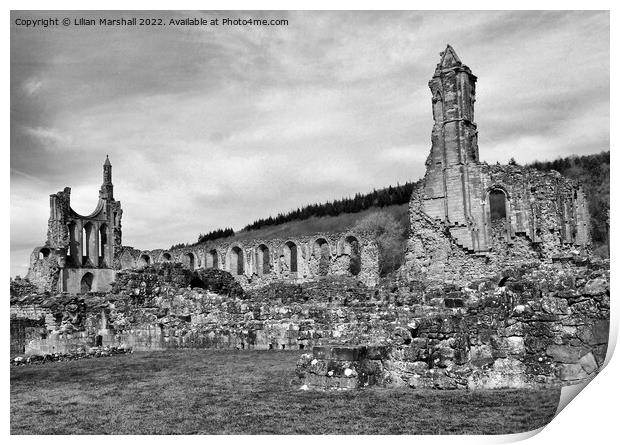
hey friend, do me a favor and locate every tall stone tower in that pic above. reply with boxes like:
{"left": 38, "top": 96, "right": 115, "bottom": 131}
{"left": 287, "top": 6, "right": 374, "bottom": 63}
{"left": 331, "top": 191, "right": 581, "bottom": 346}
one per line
{"left": 422, "top": 45, "right": 484, "bottom": 252}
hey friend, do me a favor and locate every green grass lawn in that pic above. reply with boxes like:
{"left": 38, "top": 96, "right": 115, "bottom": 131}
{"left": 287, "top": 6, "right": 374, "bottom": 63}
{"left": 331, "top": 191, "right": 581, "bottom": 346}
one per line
{"left": 11, "top": 349, "right": 560, "bottom": 435}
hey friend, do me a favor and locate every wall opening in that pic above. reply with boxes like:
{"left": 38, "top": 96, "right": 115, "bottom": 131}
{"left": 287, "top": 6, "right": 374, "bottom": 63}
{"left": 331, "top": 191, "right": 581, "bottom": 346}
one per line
{"left": 344, "top": 236, "right": 361, "bottom": 276}
{"left": 162, "top": 252, "right": 172, "bottom": 262}
{"left": 314, "top": 238, "right": 330, "bottom": 276}
{"left": 257, "top": 244, "right": 271, "bottom": 275}
{"left": 67, "top": 222, "right": 76, "bottom": 266}
{"left": 81, "top": 225, "right": 89, "bottom": 264}
{"left": 207, "top": 250, "right": 218, "bottom": 269}
{"left": 38, "top": 248, "right": 51, "bottom": 260}
{"left": 99, "top": 224, "right": 108, "bottom": 267}
{"left": 139, "top": 254, "right": 151, "bottom": 268}
{"left": 230, "top": 246, "right": 244, "bottom": 275}
{"left": 95, "top": 335, "right": 103, "bottom": 347}
{"left": 81, "top": 272, "right": 94, "bottom": 293}
{"left": 489, "top": 189, "right": 507, "bottom": 220}
{"left": 184, "top": 252, "right": 195, "bottom": 271}
{"left": 284, "top": 241, "right": 298, "bottom": 273}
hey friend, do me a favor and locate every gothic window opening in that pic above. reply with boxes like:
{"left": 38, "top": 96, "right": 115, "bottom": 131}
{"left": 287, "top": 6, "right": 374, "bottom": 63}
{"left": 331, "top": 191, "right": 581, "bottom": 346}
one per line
{"left": 344, "top": 236, "right": 361, "bottom": 276}
{"left": 81, "top": 272, "right": 94, "bottom": 293}
{"left": 489, "top": 189, "right": 507, "bottom": 220}
{"left": 207, "top": 250, "right": 218, "bottom": 269}
{"left": 99, "top": 224, "right": 108, "bottom": 267}
{"left": 284, "top": 241, "right": 298, "bottom": 273}
{"left": 314, "top": 238, "right": 330, "bottom": 276}
{"left": 230, "top": 246, "right": 244, "bottom": 275}
{"left": 139, "top": 254, "right": 150, "bottom": 268}
{"left": 184, "top": 252, "right": 195, "bottom": 271}
{"left": 257, "top": 244, "right": 271, "bottom": 275}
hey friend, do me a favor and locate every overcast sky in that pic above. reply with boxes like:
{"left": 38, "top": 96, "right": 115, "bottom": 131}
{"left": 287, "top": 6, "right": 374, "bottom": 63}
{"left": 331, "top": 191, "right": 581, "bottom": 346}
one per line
{"left": 10, "top": 10, "right": 609, "bottom": 277}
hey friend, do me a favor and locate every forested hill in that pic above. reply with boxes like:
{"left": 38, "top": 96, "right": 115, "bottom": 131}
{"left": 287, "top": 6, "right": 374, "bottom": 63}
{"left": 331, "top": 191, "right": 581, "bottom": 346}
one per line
{"left": 242, "top": 181, "right": 418, "bottom": 232}
{"left": 174, "top": 151, "right": 609, "bottom": 251}
{"left": 526, "top": 151, "right": 609, "bottom": 248}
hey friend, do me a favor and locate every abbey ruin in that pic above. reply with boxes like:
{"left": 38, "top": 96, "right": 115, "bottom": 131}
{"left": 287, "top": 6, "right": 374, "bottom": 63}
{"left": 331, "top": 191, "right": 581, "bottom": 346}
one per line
{"left": 12, "top": 46, "right": 607, "bottom": 390}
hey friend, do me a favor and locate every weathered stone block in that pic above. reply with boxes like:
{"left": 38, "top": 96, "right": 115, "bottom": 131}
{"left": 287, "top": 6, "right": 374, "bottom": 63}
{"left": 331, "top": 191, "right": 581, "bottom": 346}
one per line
{"left": 578, "top": 352, "right": 598, "bottom": 375}
{"left": 559, "top": 363, "right": 589, "bottom": 381}
{"left": 546, "top": 344, "right": 589, "bottom": 364}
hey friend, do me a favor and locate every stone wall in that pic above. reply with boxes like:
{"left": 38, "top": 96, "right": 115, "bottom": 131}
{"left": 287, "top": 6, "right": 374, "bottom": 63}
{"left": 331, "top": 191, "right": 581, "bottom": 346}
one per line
{"left": 10, "top": 258, "right": 609, "bottom": 389}
{"left": 296, "top": 259, "right": 609, "bottom": 389}
{"left": 405, "top": 173, "right": 591, "bottom": 284}
{"left": 118, "top": 231, "right": 380, "bottom": 289}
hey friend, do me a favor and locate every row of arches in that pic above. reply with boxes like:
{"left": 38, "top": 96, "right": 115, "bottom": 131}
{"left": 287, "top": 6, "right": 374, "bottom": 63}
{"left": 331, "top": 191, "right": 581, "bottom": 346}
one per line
{"left": 128, "top": 235, "right": 363, "bottom": 279}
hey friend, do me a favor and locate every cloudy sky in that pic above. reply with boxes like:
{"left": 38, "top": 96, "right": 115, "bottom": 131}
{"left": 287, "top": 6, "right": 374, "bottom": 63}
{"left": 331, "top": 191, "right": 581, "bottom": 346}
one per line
{"left": 10, "top": 10, "right": 609, "bottom": 277}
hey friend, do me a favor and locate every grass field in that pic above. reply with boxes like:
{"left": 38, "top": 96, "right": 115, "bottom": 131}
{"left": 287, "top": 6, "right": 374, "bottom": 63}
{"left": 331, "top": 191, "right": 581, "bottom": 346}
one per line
{"left": 11, "top": 350, "right": 560, "bottom": 435}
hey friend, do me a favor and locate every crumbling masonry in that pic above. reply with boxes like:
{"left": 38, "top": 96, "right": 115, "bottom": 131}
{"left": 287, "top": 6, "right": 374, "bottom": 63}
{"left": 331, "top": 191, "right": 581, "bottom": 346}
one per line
{"left": 14, "top": 46, "right": 606, "bottom": 389}
{"left": 25, "top": 45, "right": 590, "bottom": 294}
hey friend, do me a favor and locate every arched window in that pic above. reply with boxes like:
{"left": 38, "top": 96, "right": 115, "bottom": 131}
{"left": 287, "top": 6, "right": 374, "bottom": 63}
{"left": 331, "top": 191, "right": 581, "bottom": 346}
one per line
{"left": 257, "top": 244, "right": 271, "bottom": 275}
{"left": 139, "top": 254, "right": 150, "bottom": 268}
{"left": 184, "top": 252, "right": 195, "bottom": 271}
{"left": 207, "top": 250, "right": 218, "bottom": 269}
{"left": 162, "top": 252, "right": 172, "bottom": 262}
{"left": 38, "top": 248, "right": 51, "bottom": 260}
{"left": 230, "top": 246, "right": 244, "bottom": 275}
{"left": 81, "top": 272, "right": 94, "bottom": 293}
{"left": 81, "top": 224, "right": 89, "bottom": 264}
{"left": 284, "top": 241, "right": 298, "bottom": 273}
{"left": 67, "top": 222, "right": 76, "bottom": 265}
{"left": 489, "top": 189, "right": 507, "bottom": 220}
{"left": 314, "top": 238, "right": 330, "bottom": 276}
{"left": 344, "top": 236, "right": 361, "bottom": 276}
{"left": 99, "top": 224, "right": 108, "bottom": 267}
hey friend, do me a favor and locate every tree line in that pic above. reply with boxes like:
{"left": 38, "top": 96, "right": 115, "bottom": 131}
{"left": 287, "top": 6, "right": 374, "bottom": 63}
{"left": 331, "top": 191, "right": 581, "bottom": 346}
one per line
{"left": 243, "top": 181, "right": 417, "bottom": 232}
{"left": 170, "top": 227, "right": 235, "bottom": 249}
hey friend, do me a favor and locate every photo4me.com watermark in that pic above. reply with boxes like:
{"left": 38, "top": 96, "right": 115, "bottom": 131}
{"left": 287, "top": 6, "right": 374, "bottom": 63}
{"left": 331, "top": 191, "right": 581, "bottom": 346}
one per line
{"left": 14, "top": 16, "right": 289, "bottom": 28}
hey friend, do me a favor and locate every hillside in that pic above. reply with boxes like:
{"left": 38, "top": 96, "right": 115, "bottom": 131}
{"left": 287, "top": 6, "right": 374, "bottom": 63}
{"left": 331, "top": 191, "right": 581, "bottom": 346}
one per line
{"left": 188, "top": 204, "right": 409, "bottom": 246}
{"left": 174, "top": 151, "right": 609, "bottom": 254}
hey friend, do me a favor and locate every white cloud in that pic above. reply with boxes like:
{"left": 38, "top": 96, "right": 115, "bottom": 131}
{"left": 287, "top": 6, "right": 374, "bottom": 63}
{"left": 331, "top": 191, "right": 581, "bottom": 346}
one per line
{"left": 22, "top": 77, "right": 43, "bottom": 96}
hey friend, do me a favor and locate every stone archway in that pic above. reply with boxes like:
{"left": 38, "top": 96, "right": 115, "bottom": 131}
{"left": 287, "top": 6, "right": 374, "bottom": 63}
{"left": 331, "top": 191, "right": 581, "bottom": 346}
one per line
{"left": 230, "top": 246, "right": 244, "bottom": 275}
{"left": 257, "top": 244, "right": 271, "bottom": 275}
{"left": 81, "top": 272, "right": 94, "bottom": 293}
{"left": 314, "top": 238, "right": 330, "bottom": 276}
{"left": 283, "top": 241, "right": 298, "bottom": 274}
{"left": 139, "top": 254, "right": 151, "bottom": 268}
{"left": 207, "top": 249, "right": 219, "bottom": 269}
{"left": 344, "top": 235, "right": 361, "bottom": 276}
{"left": 184, "top": 252, "right": 195, "bottom": 271}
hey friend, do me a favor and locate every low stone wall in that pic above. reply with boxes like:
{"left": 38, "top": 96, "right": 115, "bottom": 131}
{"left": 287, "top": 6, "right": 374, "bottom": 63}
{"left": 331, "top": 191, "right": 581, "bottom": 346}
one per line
{"left": 11, "top": 345, "right": 132, "bottom": 366}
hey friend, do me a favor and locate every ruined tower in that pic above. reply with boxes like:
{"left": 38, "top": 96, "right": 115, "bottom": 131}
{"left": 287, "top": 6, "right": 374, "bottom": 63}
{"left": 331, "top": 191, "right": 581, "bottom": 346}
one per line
{"left": 422, "top": 45, "right": 485, "bottom": 251}
{"left": 27, "top": 156, "right": 123, "bottom": 293}
{"left": 413, "top": 45, "right": 591, "bottom": 279}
